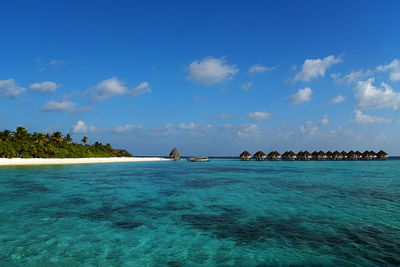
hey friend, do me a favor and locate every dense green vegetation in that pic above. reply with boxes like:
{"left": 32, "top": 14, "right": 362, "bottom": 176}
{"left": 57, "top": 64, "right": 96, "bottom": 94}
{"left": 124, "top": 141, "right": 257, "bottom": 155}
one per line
{"left": 0, "top": 127, "right": 133, "bottom": 158}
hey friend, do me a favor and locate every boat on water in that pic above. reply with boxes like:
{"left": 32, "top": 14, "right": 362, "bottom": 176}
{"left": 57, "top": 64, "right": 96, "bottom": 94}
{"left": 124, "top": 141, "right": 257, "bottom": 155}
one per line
{"left": 188, "top": 157, "right": 209, "bottom": 162}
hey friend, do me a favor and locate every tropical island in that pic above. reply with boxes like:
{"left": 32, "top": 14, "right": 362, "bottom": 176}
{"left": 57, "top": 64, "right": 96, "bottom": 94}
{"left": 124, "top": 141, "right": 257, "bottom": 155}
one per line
{"left": 0, "top": 127, "right": 132, "bottom": 158}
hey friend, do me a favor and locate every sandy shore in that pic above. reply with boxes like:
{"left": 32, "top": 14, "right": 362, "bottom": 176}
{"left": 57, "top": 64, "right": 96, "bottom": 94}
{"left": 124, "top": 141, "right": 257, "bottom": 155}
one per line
{"left": 0, "top": 157, "right": 172, "bottom": 166}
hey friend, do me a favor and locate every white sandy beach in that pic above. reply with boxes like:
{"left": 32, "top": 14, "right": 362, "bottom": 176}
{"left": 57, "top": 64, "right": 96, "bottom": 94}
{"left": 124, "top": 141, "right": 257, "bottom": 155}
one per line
{"left": 0, "top": 157, "right": 172, "bottom": 166}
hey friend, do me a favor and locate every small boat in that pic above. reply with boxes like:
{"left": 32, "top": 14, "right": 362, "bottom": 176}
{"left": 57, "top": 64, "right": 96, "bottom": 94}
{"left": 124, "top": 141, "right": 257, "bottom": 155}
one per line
{"left": 188, "top": 157, "right": 209, "bottom": 162}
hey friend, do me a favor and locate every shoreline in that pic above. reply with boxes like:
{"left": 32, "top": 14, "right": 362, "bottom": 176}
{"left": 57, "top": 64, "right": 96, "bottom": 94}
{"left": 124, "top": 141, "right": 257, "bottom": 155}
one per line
{"left": 0, "top": 157, "right": 172, "bottom": 166}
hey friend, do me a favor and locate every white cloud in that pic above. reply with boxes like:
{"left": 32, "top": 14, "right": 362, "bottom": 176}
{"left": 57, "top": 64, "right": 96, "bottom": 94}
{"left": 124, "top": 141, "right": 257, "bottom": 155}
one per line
{"left": 89, "top": 78, "right": 152, "bottom": 101}
{"left": 235, "top": 124, "right": 261, "bottom": 139}
{"left": 129, "top": 81, "right": 152, "bottom": 97}
{"left": 72, "top": 120, "right": 98, "bottom": 134}
{"left": 164, "top": 123, "right": 176, "bottom": 134}
{"left": 289, "top": 87, "right": 312, "bottom": 104}
{"left": 0, "top": 79, "right": 26, "bottom": 98}
{"left": 42, "top": 100, "right": 92, "bottom": 114}
{"left": 332, "top": 69, "right": 372, "bottom": 84}
{"left": 248, "top": 64, "right": 275, "bottom": 73}
{"left": 211, "top": 113, "right": 235, "bottom": 120}
{"left": 300, "top": 115, "right": 328, "bottom": 135}
{"left": 42, "top": 100, "right": 76, "bottom": 112}
{"left": 114, "top": 124, "right": 144, "bottom": 133}
{"left": 351, "top": 110, "right": 391, "bottom": 124}
{"left": 89, "top": 77, "right": 127, "bottom": 102}
{"left": 355, "top": 78, "right": 400, "bottom": 111}
{"left": 293, "top": 55, "right": 343, "bottom": 82}
{"left": 330, "top": 95, "right": 345, "bottom": 104}
{"left": 49, "top": 59, "right": 65, "bottom": 68}
{"left": 187, "top": 57, "right": 238, "bottom": 85}
{"left": 248, "top": 111, "right": 272, "bottom": 121}
{"left": 152, "top": 123, "right": 177, "bottom": 136}
{"left": 241, "top": 82, "right": 253, "bottom": 91}
{"left": 179, "top": 122, "right": 197, "bottom": 130}
{"left": 377, "top": 59, "right": 400, "bottom": 81}
{"left": 36, "top": 58, "right": 65, "bottom": 71}
{"left": 29, "top": 81, "right": 60, "bottom": 93}
{"left": 151, "top": 122, "right": 214, "bottom": 136}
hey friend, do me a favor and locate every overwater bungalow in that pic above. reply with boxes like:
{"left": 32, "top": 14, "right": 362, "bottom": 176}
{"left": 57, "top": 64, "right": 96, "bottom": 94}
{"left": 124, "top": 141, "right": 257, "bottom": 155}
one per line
{"left": 318, "top": 151, "right": 327, "bottom": 161}
{"left": 362, "top": 150, "right": 376, "bottom": 160}
{"left": 370, "top": 150, "right": 377, "bottom": 160}
{"left": 355, "top": 151, "right": 363, "bottom": 160}
{"left": 312, "top": 151, "right": 326, "bottom": 161}
{"left": 377, "top": 150, "right": 389, "bottom": 160}
{"left": 311, "top": 151, "right": 318, "bottom": 160}
{"left": 169, "top": 147, "right": 181, "bottom": 160}
{"left": 240, "top": 151, "right": 252, "bottom": 161}
{"left": 332, "top": 151, "right": 343, "bottom": 161}
{"left": 253, "top": 151, "right": 266, "bottom": 161}
{"left": 326, "top": 151, "right": 333, "bottom": 160}
{"left": 347, "top": 151, "right": 357, "bottom": 160}
{"left": 303, "top": 151, "right": 312, "bottom": 160}
{"left": 297, "top": 151, "right": 312, "bottom": 161}
{"left": 282, "top": 151, "right": 297, "bottom": 161}
{"left": 297, "top": 151, "right": 304, "bottom": 160}
{"left": 267, "top": 151, "right": 281, "bottom": 161}
{"left": 341, "top": 151, "right": 348, "bottom": 160}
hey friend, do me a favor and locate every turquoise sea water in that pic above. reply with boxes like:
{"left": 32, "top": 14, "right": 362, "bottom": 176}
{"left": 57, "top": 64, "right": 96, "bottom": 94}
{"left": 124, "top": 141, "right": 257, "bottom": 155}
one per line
{"left": 0, "top": 159, "right": 399, "bottom": 266}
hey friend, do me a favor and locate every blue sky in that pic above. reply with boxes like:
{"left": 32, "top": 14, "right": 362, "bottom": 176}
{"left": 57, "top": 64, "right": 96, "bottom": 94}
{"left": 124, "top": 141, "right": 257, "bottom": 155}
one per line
{"left": 1, "top": 0, "right": 400, "bottom": 156}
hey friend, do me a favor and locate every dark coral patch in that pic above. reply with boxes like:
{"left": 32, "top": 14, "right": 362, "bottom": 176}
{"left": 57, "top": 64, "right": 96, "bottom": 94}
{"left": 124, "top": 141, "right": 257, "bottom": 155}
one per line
{"left": 112, "top": 221, "right": 143, "bottom": 229}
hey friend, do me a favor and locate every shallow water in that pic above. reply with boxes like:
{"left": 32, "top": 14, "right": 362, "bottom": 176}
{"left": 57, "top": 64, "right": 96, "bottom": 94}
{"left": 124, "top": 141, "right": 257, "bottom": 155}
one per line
{"left": 0, "top": 160, "right": 399, "bottom": 266}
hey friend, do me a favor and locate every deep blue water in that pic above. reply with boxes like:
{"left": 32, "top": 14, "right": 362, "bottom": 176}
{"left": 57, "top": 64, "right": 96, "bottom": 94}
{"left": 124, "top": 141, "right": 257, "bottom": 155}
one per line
{"left": 0, "top": 159, "right": 399, "bottom": 266}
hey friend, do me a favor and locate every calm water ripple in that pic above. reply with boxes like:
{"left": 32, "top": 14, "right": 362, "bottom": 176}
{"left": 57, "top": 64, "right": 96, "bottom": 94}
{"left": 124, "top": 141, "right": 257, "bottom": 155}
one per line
{"left": 0, "top": 160, "right": 399, "bottom": 266}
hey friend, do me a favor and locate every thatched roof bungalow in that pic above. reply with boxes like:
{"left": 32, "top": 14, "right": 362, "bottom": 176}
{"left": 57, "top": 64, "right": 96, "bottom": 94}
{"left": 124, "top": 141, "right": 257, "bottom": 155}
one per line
{"left": 377, "top": 150, "right": 389, "bottom": 160}
{"left": 332, "top": 151, "right": 343, "bottom": 161}
{"left": 297, "top": 151, "right": 312, "bottom": 161}
{"left": 355, "top": 151, "right": 362, "bottom": 160}
{"left": 267, "top": 151, "right": 281, "bottom": 161}
{"left": 326, "top": 151, "right": 333, "bottom": 160}
{"left": 282, "top": 151, "right": 297, "bottom": 161}
{"left": 169, "top": 147, "right": 181, "bottom": 160}
{"left": 341, "top": 151, "right": 348, "bottom": 160}
{"left": 362, "top": 150, "right": 376, "bottom": 160}
{"left": 311, "top": 151, "right": 319, "bottom": 160}
{"left": 312, "top": 151, "right": 327, "bottom": 160}
{"left": 240, "top": 151, "right": 252, "bottom": 161}
{"left": 297, "top": 151, "right": 304, "bottom": 160}
{"left": 318, "top": 151, "right": 327, "bottom": 161}
{"left": 253, "top": 151, "right": 266, "bottom": 161}
{"left": 303, "top": 151, "right": 312, "bottom": 160}
{"left": 347, "top": 150, "right": 357, "bottom": 160}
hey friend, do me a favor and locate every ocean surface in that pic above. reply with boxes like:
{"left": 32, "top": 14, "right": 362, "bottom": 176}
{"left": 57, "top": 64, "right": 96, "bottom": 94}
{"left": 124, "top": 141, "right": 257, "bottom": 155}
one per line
{"left": 0, "top": 159, "right": 399, "bottom": 266}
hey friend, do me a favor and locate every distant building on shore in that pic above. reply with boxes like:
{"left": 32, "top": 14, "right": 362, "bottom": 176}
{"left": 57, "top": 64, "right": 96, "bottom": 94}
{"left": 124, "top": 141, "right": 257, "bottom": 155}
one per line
{"left": 169, "top": 147, "right": 180, "bottom": 160}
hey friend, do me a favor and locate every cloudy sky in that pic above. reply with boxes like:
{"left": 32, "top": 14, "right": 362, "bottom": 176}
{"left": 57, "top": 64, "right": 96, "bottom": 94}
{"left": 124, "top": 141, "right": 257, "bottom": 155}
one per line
{"left": 1, "top": 0, "right": 400, "bottom": 156}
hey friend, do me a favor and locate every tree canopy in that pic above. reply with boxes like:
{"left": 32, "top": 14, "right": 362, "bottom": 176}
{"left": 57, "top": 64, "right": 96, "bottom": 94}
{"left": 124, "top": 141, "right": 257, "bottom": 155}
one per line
{"left": 0, "top": 127, "right": 133, "bottom": 158}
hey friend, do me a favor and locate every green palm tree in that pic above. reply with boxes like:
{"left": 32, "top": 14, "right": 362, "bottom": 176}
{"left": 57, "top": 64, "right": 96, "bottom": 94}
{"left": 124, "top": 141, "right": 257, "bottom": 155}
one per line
{"left": 14, "top": 127, "right": 30, "bottom": 140}
{"left": 51, "top": 131, "right": 64, "bottom": 145}
{"left": 32, "top": 132, "right": 46, "bottom": 145}
{"left": 45, "top": 133, "right": 51, "bottom": 144}
{"left": 82, "top": 136, "right": 88, "bottom": 144}
{"left": 0, "top": 130, "right": 11, "bottom": 141}
{"left": 64, "top": 133, "right": 73, "bottom": 144}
